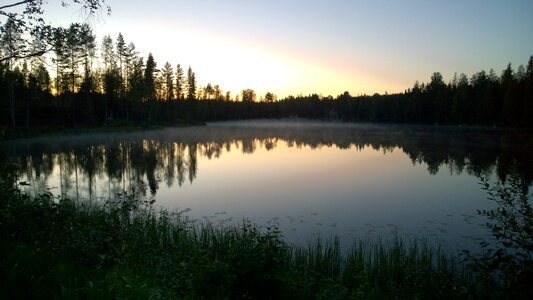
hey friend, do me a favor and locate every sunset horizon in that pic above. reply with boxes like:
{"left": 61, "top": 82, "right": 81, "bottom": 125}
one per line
{"left": 31, "top": 0, "right": 533, "bottom": 99}
{"left": 1, "top": 2, "right": 532, "bottom": 298}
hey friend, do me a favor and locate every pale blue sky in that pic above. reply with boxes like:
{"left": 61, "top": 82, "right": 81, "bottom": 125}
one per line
{"left": 43, "top": 0, "right": 533, "bottom": 97}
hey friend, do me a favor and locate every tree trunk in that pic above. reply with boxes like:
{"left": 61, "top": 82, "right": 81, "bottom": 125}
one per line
{"left": 8, "top": 76, "right": 16, "bottom": 127}
{"left": 104, "top": 97, "right": 108, "bottom": 125}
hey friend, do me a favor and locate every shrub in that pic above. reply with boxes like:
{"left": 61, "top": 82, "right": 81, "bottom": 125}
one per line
{"left": 463, "top": 176, "right": 533, "bottom": 299}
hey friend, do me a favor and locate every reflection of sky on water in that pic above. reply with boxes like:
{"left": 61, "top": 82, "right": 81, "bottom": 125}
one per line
{"left": 6, "top": 121, "right": 531, "bottom": 252}
{"left": 158, "top": 141, "right": 490, "bottom": 252}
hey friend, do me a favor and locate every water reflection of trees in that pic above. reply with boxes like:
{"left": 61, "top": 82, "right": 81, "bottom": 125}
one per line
{"left": 6, "top": 125, "right": 532, "bottom": 200}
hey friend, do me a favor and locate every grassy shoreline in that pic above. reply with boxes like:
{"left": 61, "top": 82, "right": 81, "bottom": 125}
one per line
{"left": 1, "top": 155, "right": 531, "bottom": 298}
{"left": 0, "top": 189, "right": 490, "bottom": 299}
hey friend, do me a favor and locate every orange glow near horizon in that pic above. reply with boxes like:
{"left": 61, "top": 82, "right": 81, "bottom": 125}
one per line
{"left": 41, "top": 5, "right": 401, "bottom": 99}
{"left": 173, "top": 32, "right": 403, "bottom": 98}
{"left": 104, "top": 24, "right": 404, "bottom": 99}
{"left": 32, "top": 0, "right": 533, "bottom": 100}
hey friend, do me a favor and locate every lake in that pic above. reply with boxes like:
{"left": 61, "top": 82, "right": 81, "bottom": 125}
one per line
{"left": 4, "top": 120, "right": 532, "bottom": 252}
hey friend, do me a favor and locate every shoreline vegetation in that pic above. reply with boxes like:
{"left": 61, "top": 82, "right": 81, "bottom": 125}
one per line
{"left": 0, "top": 187, "right": 482, "bottom": 299}
{"left": 1, "top": 2, "right": 532, "bottom": 298}
{"left": 1, "top": 160, "right": 532, "bottom": 298}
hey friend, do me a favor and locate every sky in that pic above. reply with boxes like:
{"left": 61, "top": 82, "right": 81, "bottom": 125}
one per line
{"left": 41, "top": 0, "right": 533, "bottom": 98}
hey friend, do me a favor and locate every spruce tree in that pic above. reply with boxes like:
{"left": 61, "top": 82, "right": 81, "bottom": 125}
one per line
{"left": 176, "top": 64, "right": 185, "bottom": 100}
{"left": 116, "top": 33, "right": 126, "bottom": 97}
{"left": 186, "top": 66, "right": 196, "bottom": 101}
{"left": 161, "top": 62, "right": 174, "bottom": 101}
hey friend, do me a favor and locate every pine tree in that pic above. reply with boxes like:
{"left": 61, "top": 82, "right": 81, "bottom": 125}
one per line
{"left": 213, "top": 84, "right": 222, "bottom": 101}
{"left": 128, "top": 57, "right": 144, "bottom": 120}
{"left": 79, "top": 23, "right": 96, "bottom": 94}
{"left": 116, "top": 33, "right": 126, "bottom": 97}
{"left": 205, "top": 83, "right": 214, "bottom": 100}
{"left": 64, "top": 24, "right": 82, "bottom": 93}
{"left": 124, "top": 42, "right": 138, "bottom": 95}
{"left": 144, "top": 53, "right": 157, "bottom": 100}
{"left": 144, "top": 53, "right": 157, "bottom": 122}
{"left": 161, "top": 62, "right": 174, "bottom": 101}
{"left": 501, "top": 63, "right": 518, "bottom": 125}
{"left": 175, "top": 64, "right": 185, "bottom": 100}
{"left": 32, "top": 63, "right": 51, "bottom": 93}
{"left": 186, "top": 66, "right": 196, "bottom": 101}
{"left": 525, "top": 56, "right": 533, "bottom": 127}
{"left": 52, "top": 27, "right": 66, "bottom": 96}
{"left": 0, "top": 19, "right": 23, "bottom": 126}
{"left": 0, "top": 0, "right": 109, "bottom": 63}
{"left": 101, "top": 34, "right": 120, "bottom": 123}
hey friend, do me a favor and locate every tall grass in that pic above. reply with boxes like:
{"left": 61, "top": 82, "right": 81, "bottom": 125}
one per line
{"left": 0, "top": 187, "right": 484, "bottom": 299}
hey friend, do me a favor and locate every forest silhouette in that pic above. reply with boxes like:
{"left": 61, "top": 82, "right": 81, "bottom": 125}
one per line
{"left": 2, "top": 3, "right": 533, "bottom": 298}
{"left": 1, "top": 19, "right": 532, "bottom": 129}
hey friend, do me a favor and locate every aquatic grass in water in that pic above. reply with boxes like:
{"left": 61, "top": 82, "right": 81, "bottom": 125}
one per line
{"left": 1, "top": 180, "right": 528, "bottom": 299}
{"left": 285, "top": 236, "right": 468, "bottom": 299}
{"left": 0, "top": 189, "right": 289, "bottom": 298}
{"left": 343, "top": 238, "right": 464, "bottom": 299}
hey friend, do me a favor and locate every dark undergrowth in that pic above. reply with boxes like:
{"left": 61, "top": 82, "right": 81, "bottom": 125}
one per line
{"left": 1, "top": 160, "right": 531, "bottom": 299}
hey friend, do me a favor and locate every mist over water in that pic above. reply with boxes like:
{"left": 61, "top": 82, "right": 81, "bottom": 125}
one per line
{"left": 4, "top": 120, "right": 532, "bottom": 251}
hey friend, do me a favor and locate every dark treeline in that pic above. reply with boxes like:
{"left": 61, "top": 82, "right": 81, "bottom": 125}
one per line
{"left": 5, "top": 125, "right": 532, "bottom": 200}
{"left": 1, "top": 20, "right": 532, "bottom": 129}
{"left": 280, "top": 63, "right": 533, "bottom": 127}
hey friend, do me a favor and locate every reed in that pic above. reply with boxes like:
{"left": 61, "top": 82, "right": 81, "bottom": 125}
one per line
{"left": 0, "top": 187, "right": 483, "bottom": 299}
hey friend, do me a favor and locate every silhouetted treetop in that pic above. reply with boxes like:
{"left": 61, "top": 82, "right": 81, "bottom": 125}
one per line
{"left": 1, "top": 12, "right": 531, "bottom": 129}
{"left": 0, "top": 0, "right": 110, "bottom": 62}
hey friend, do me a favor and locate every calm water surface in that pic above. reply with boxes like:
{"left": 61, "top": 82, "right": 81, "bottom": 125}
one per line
{"left": 5, "top": 120, "right": 532, "bottom": 251}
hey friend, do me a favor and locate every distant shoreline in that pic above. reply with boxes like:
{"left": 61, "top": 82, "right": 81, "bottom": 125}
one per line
{"left": 4, "top": 118, "right": 532, "bottom": 141}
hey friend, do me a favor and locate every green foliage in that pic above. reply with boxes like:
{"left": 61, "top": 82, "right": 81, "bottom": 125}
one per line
{"left": 0, "top": 184, "right": 290, "bottom": 298}
{"left": 0, "top": 0, "right": 109, "bottom": 63}
{"left": 463, "top": 176, "right": 533, "bottom": 299}
{"left": 0, "top": 185, "right": 480, "bottom": 299}
{"left": 3, "top": 161, "right": 532, "bottom": 298}
{"left": 284, "top": 237, "right": 469, "bottom": 300}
